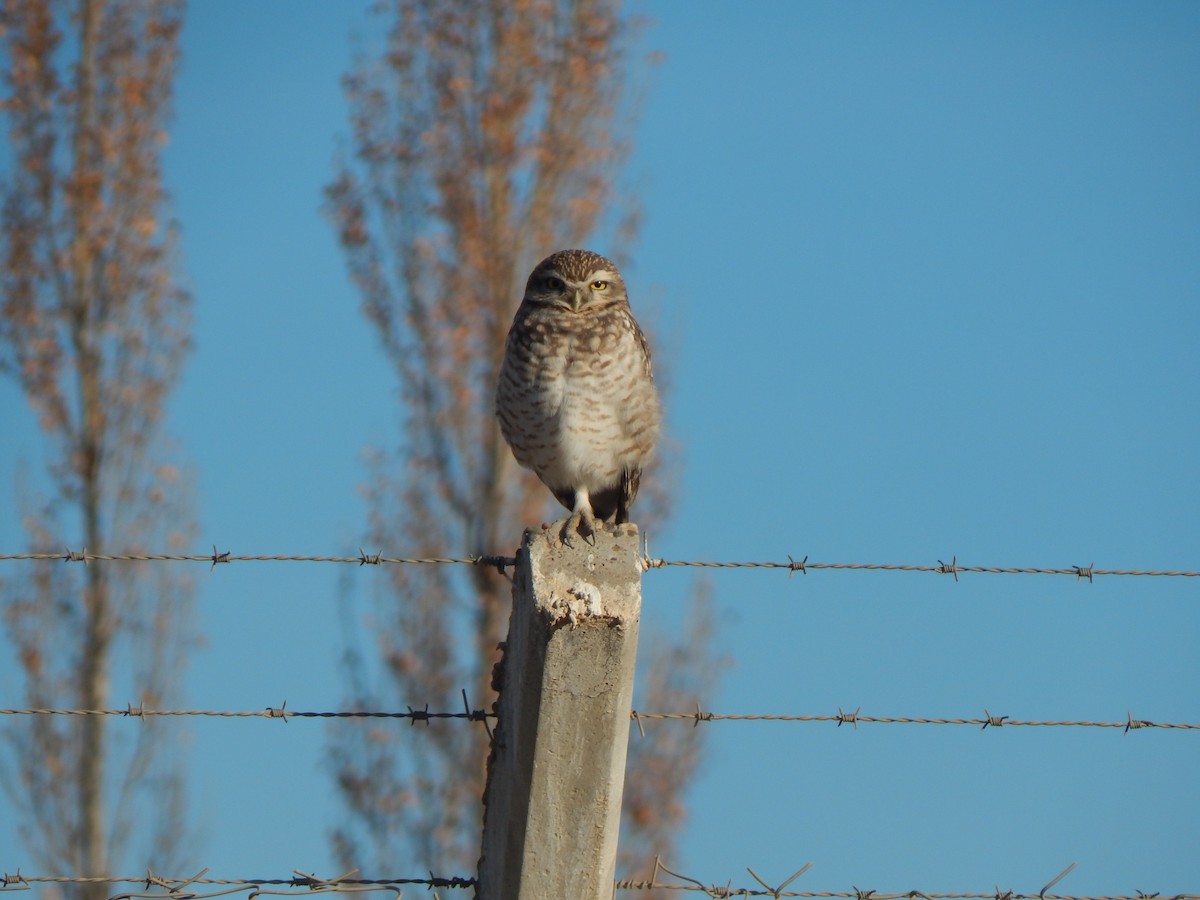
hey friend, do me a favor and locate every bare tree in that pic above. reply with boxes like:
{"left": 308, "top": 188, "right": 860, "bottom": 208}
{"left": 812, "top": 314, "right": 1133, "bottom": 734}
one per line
{"left": 325, "top": 0, "right": 719, "bottom": 881}
{"left": 0, "top": 0, "right": 194, "bottom": 892}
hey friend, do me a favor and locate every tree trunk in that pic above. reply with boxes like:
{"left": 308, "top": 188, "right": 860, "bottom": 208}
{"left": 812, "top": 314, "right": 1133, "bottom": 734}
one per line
{"left": 73, "top": 1, "right": 110, "bottom": 891}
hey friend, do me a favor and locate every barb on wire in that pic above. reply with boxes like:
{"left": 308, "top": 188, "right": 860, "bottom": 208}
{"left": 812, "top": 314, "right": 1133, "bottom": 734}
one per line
{"left": 461, "top": 688, "right": 494, "bottom": 740}
{"left": 1125, "top": 712, "right": 1155, "bottom": 733}
{"left": 152, "top": 866, "right": 209, "bottom": 893}
{"left": 290, "top": 869, "right": 360, "bottom": 889}
{"left": 982, "top": 709, "right": 1008, "bottom": 730}
{"left": 631, "top": 709, "right": 646, "bottom": 737}
{"left": 746, "top": 863, "right": 813, "bottom": 898}
{"left": 938, "top": 556, "right": 959, "bottom": 581}
{"left": 1039, "top": 863, "right": 1077, "bottom": 899}
{"left": 1, "top": 870, "right": 28, "bottom": 893}
{"left": 250, "top": 869, "right": 405, "bottom": 899}
{"left": 475, "top": 554, "right": 513, "bottom": 576}
{"left": 656, "top": 859, "right": 732, "bottom": 898}
{"left": 210, "top": 545, "right": 231, "bottom": 570}
{"left": 110, "top": 868, "right": 213, "bottom": 900}
{"left": 627, "top": 708, "right": 1200, "bottom": 732}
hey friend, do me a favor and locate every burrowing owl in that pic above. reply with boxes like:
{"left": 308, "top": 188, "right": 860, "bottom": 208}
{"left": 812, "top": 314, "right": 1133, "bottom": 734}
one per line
{"left": 496, "top": 249, "right": 662, "bottom": 542}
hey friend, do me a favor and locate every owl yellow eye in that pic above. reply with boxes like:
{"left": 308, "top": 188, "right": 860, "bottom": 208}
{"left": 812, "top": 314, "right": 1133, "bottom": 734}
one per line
{"left": 591, "top": 280, "right": 608, "bottom": 290}
{"left": 543, "top": 276, "right": 564, "bottom": 291}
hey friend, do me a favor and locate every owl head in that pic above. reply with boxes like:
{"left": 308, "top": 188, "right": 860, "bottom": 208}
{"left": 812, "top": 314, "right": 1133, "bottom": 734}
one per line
{"left": 523, "top": 248, "right": 628, "bottom": 313}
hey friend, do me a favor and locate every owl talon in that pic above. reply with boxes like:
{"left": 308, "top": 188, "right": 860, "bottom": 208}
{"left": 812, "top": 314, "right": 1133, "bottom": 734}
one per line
{"left": 559, "top": 510, "right": 598, "bottom": 547}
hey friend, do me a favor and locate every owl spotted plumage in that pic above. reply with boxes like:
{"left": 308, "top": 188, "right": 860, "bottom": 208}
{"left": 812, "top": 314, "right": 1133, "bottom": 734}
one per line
{"left": 496, "top": 249, "right": 662, "bottom": 542}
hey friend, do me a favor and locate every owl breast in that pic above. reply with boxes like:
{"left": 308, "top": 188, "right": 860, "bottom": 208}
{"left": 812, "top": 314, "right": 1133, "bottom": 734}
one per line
{"left": 496, "top": 305, "right": 661, "bottom": 498}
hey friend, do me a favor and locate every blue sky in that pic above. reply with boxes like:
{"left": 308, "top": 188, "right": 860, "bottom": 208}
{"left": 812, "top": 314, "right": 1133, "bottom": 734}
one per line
{"left": 2, "top": 2, "right": 1198, "bottom": 894}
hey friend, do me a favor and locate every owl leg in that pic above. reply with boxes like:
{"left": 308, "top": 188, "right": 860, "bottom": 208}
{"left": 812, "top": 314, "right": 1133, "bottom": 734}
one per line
{"left": 560, "top": 488, "right": 598, "bottom": 546}
{"left": 615, "top": 467, "right": 641, "bottom": 525}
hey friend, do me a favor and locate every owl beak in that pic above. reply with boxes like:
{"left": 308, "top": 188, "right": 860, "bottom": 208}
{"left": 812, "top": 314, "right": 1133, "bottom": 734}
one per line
{"left": 571, "top": 288, "right": 584, "bottom": 312}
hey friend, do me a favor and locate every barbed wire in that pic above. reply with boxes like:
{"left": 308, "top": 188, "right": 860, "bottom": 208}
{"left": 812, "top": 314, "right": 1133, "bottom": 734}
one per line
{"left": 0, "top": 869, "right": 474, "bottom": 897}
{"left": 5, "top": 862, "right": 1192, "bottom": 900}
{"left": 0, "top": 549, "right": 1196, "bottom": 580}
{"left": 0, "top": 690, "right": 496, "bottom": 737}
{"left": 629, "top": 707, "right": 1198, "bottom": 733}
{"left": 628, "top": 707, "right": 1199, "bottom": 733}
{"left": 643, "top": 556, "right": 1199, "bottom": 580}
{"left": 2, "top": 704, "right": 1195, "bottom": 734}
{"left": 611, "top": 859, "right": 1199, "bottom": 900}
{"left": 0, "top": 547, "right": 514, "bottom": 572}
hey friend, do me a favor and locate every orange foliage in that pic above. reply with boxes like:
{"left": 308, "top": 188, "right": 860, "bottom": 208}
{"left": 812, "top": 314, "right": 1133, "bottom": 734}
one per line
{"left": 325, "top": 0, "right": 718, "bottom": 889}
{"left": 0, "top": 0, "right": 194, "bottom": 890}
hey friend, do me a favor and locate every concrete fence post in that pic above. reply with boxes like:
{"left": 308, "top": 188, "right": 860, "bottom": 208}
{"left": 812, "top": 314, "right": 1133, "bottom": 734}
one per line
{"left": 477, "top": 524, "right": 644, "bottom": 900}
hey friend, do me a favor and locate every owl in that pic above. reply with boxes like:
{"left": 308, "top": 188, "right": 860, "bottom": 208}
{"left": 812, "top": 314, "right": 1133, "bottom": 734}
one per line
{"left": 496, "top": 249, "right": 662, "bottom": 543}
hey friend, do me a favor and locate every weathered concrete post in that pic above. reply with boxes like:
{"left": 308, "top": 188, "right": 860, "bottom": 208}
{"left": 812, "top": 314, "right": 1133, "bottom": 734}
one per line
{"left": 477, "top": 524, "right": 643, "bottom": 900}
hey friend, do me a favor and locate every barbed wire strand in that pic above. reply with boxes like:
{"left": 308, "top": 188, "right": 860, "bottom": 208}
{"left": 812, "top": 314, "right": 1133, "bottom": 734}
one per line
{"left": 4, "top": 861, "right": 1193, "bottom": 900}
{"left": 609, "top": 858, "right": 1197, "bottom": 900}
{"left": 0, "top": 548, "right": 514, "bottom": 572}
{"left": 0, "top": 691, "right": 496, "bottom": 732}
{"left": 0, "top": 868, "right": 474, "bottom": 896}
{"left": 2, "top": 705, "right": 1195, "bottom": 733}
{"left": 643, "top": 555, "right": 1197, "bottom": 580}
{"left": 0, "top": 549, "right": 1195, "bottom": 579}
{"left": 0, "top": 706, "right": 489, "bottom": 722}
{"left": 628, "top": 707, "right": 1198, "bottom": 732}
